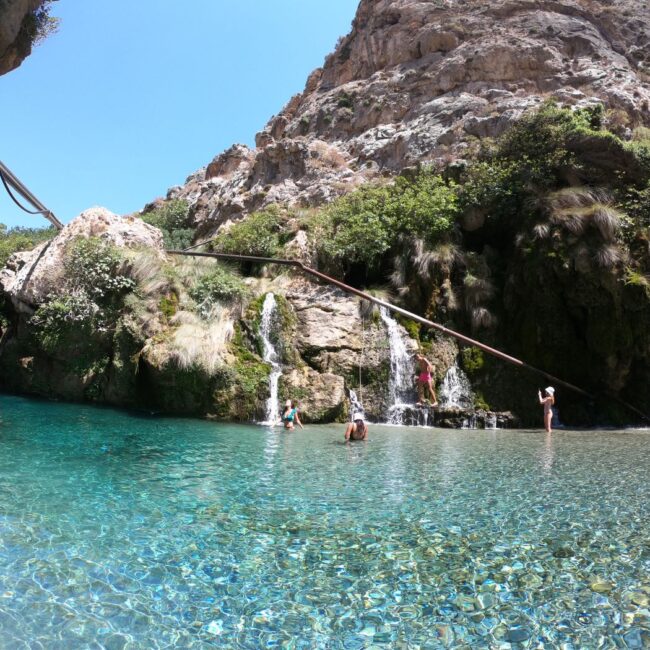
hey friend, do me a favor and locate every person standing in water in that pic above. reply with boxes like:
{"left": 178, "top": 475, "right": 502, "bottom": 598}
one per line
{"left": 280, "top": 400, "right": 303, "bottom": 430}
{"left": 415, "top": 353, "right": 438, "bottom": 407}
{"left": 538, "top": 387, "right": 555, "bottom": 433}
{"left": 345, "top": 413, "right": 368, "bottom": 441}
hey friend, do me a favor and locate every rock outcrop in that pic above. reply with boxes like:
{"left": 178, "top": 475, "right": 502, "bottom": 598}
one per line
{"left": 0, "top": 212, "right": 434, "bottom": 424}
{"left": 0, "top": 207, "right": 164, "bottom": 311}
{"left": 0, "top": 0, "right": 47, "bottom": 75}
{"left": 167, "top": 0, "right": 650, "bottom": 238}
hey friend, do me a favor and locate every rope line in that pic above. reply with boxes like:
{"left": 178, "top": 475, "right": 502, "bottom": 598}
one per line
{"left": 0, "top": 168, "right": 49, "bottom": 216}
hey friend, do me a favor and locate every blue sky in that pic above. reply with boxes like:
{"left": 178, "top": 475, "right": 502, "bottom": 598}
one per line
{"left": 0, "top": 0, "right": 358, "bottom": 228}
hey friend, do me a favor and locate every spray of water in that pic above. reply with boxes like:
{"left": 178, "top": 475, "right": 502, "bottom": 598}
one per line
{"left": 348, "top": 388, "right": 365, "bottom": 421}
{"left": 439, "top": 362, "right": 474, "bottom": 410}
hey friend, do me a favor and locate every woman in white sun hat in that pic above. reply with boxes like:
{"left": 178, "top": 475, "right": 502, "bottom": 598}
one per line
{"left": 344, "top": 413, "right": 368, "bottom": 441}
{"left": 537, "top": 387, "right": 555, "bottom": 433}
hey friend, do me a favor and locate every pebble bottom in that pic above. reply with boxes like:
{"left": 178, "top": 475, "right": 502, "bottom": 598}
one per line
{"left": 0, "top": 395, "right": 650, "bottom": 648}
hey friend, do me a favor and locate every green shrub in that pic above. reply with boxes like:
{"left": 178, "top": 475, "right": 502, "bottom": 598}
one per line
{"left": 141, "top": 199, "right": 193, "bottom": 250}
{"left": 457, "top": 161, "right": 521, "bottom": 216}
{"left": 30, "top": 291, "right": 98, "bottom": 352}
{"left": 495, "top": 101, "right": 591, "bottom": 184}
{"left": 621, "top": 183, "right": 650, "bottom": 233}
{"left": 0, "top": 224, "right": 57, "bottom": 268}
{"left": 159, "top": 294, "right": 179, "bottom": 320}
{"left": 189, "top": 264, "right": 246, "bottom": 316}
{"left": 337, "top": 92, "right": 354, "bottom": 109}
{"left": 314, "top": 172, "right": 458, "bottom": 269}
{"left": 64, "top": 237, "right": 135, "bottom": 304}
{"left": 461, "top": 347, "right": 485, "bottom": 375}
{"left": 30, "top": 238, "right": 136, "bottom": 352}
{"left": 211, "top": 208, "right": 284, "bottom": 258}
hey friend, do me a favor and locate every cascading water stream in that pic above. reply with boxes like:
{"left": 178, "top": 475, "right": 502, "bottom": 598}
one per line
{"left": 348, "top": 388, "right": 365, "bottom": 420}
{"left": 260, "top": 293, "right": 282, "bottom": 425}
{"left": 439, "top": 361, "right": 474, "bottom": 410}
{"left": 379, "top": 307, "right": 415, "bottom": 425}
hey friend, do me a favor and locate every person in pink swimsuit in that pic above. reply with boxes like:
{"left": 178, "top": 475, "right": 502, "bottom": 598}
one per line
{"left": 415, "top": 353, "right": 438, "bottom": 407}
{"left": 538, "top": 387, "right": 555, "bottom": 433}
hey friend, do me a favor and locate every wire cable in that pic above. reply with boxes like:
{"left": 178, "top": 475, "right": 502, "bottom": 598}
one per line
{"left": 0, "top": 168, "right": 51, "bottom": 216}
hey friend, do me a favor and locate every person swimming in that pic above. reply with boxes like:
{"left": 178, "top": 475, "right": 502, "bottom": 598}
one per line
{"left": 344, "top": 412, "right": 368, "bottom": 441}
{"left": 281, "top": 400, "right": 303, "bottom": 430}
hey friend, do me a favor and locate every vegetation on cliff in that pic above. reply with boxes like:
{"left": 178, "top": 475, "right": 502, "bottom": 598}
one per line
{"left": 1, "top": 103, "right": 649, "bottom": 425}
{"left": 251, "top": 102, "right": 650, "bottom": 424}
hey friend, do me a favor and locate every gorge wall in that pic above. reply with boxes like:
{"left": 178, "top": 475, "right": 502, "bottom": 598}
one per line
{"left": 169, "top": 0, "right": 650, "bottom": 239}
{"left": 1, "top": 0, "right": 650, "bottom": 427}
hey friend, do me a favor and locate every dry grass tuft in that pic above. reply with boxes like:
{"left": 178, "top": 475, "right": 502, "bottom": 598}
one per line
{"left": 124, "top": 250, "right": 172, "bottom": 298}
{"left": 167, "top": 307, "right": 234, "bottom": 374}
{"left": 411, "top": 240, "right": 462, "bottom": 281}
{"left": 593, "top": 244, "right": 627, "bottom": 269}
{"left": 544, "top": 187, "right": 623, "bottom": 243}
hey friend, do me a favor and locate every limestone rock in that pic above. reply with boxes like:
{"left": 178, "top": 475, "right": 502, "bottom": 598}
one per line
{"left": 0, "top": 206, "right": 164, "bottom": 309}
{"left": 282, "top": 367, "right": 347, "bottom": 423}
{"left": 291, "top": 286, "right": 363, "bottom": 357}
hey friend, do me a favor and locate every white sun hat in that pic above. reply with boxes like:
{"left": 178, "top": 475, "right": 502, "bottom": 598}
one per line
{"left": 353, "top": 412, "right": 364, "bottom": 421}
{"left": 545, "top": 386, "right": 555, "bottom": 395}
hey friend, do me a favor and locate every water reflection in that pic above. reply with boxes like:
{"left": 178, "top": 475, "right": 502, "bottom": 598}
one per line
{"left": 541, "top": 431, "right": 555, "bottom": 473}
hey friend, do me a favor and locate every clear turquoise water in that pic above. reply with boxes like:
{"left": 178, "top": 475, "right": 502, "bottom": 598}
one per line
{"left": 1, "top": 395, "right": 650, "bottom": 649}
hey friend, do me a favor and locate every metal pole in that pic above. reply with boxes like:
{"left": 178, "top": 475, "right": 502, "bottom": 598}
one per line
{"left": 167, "top": 249, "right": 597, "bottom": 401}
{"left": 0, "top": 160, "right": 63, "bottom": 229}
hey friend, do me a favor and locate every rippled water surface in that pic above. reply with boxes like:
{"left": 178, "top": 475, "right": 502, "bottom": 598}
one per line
{"left": 1, "top": 395, "right": 650, "bottom": 648}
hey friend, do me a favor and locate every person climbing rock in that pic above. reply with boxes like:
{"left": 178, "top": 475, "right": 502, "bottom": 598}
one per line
{"left": 538, "top": 387, "right": 555, "bottom": 433}
{"left": 414, "top": 353, "right": 438, "bottom": 407}
{"left": 345, "top": 413, "right": 368, "bottom": 441}
{"left": 281, "top": 400, "right": 303, "bottom": 430}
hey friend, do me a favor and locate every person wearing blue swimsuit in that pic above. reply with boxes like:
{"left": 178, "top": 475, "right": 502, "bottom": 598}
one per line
{"left": 281, "top": 400, "right": 303, "bottom": 430}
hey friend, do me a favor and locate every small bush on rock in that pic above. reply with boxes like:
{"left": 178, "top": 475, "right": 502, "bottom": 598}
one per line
{"left": 65, "top": 237, "right": 135, "bottom": 304}
{"left": 211, "top": 207, "right": 285, "bottom": 258}
{"left": 141, "top": 199, "right": 194, "bottom": 250}
{"left": 314, "top": 172, "right": 458, "bottom": 270}
{"left": 189, "top": 264, "right": 247, "bottom": 317}
{"left": 31, "top": 238, "right": 135, "bottom": 352}
{"left": 31, "top": 290, "right": 100, "bottom": 352}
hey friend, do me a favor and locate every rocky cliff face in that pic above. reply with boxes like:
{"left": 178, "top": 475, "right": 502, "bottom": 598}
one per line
{"left": 0, "top": 211, "right": 447, "bottom": 424}
{"left": 1, "top": 0, "right": 649, "bottom": 427}
{"left": 0, "top": 0, "right": 46, "bottom": 75}
{"left": 168, "top": 0, "right": 650, "bottom": 238}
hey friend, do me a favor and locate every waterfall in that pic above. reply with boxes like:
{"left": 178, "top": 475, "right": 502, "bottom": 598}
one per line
{"left": 348, "top": 389, "right": 365, "bottom": 421}
{"left": 439, "top": 362, "right": 474, "bottom": 410}
{"left": 260, "top": 293, "right": 282, "bottom": 425}
{"left": 379, "top": 307, "right": 415, "bottom": 424}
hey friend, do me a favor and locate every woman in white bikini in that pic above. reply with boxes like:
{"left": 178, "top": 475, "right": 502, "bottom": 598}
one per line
{"left": 538, "top": 387, "right": 555, "bottom": 433}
